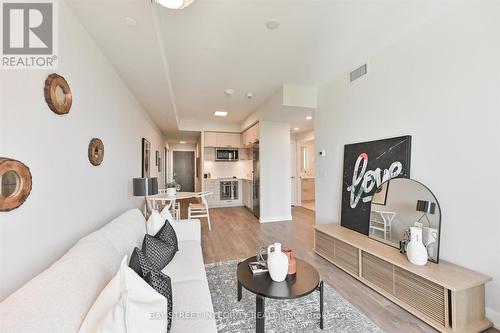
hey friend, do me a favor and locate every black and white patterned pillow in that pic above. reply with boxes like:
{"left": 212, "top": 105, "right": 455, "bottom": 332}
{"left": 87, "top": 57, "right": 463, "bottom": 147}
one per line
{"left": 142, "top": 234, "right": 176, "bottom": 270}
{"left": 145, "top": 271, "right": 173, "bottom": 332}
{"left": 155, "top": 221, "right": 179, "bottom": 252}
{"left": 129, "top": 247, "right": 156, "bottom": 279}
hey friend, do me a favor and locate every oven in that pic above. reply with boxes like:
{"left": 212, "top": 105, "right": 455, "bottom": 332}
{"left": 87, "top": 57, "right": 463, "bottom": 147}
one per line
{"left": 220, "top": 180, "right": 238, "bottom": 201}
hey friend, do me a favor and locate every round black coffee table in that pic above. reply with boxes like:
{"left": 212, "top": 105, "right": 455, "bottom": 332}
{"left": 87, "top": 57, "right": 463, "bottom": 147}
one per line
{"left": 237, "top": 256, "right": 324, "bottom": 333}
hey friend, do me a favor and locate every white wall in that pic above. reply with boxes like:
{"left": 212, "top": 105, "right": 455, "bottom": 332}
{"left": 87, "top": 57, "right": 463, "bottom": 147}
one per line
{"left": 315, "top": 1, "right": 500, "bottom": 324}
{"left": 259, "top": 121, "right": 292, "bottom": 223}
{"left": 0, "top": 1, "right": 165, "bottom": 300}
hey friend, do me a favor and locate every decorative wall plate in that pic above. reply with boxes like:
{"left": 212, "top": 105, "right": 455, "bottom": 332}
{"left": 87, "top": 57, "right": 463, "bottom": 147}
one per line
{"left": 88, "top": 138, "right": 104, "bottom": 166}
{"left": 0, "top": 158, "right": 33, "bottom": 212}
{"left": 44, "top": 73, "right": 72, "bottom": 115}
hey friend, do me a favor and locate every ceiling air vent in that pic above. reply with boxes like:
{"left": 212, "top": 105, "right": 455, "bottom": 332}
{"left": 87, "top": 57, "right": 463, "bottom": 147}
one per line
{"left": 350, "top": 64, "right": 367, "bottom": 82}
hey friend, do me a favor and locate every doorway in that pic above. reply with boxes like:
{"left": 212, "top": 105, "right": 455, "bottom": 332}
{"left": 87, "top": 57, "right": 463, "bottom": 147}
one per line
{"left": 299, "top": 139, "right": 315, "bottom": 211}
{"left": 290, "top": 141, "right": 297, "bottom": 206}
{"left": 173, "top": 151, "right": 195, "bottom": 192}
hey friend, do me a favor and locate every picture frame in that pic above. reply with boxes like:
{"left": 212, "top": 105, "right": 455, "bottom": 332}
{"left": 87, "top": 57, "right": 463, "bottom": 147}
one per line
{"left": 142, "top": 138, "right": 151, "bottom": 178}
{"left": 155, "top": 150, "right": 159, "bottom": 166}
{"left": 341, "top": 135, "right": 411, "bottom": 235}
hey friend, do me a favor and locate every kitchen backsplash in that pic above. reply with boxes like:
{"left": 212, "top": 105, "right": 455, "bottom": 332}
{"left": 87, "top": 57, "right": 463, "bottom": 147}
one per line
{"left": 204, "top": 160, "right": 252, "bottom": 179}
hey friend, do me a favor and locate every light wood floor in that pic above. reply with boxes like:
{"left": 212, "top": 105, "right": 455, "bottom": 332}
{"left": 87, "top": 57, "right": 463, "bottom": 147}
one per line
{"left": 177, "top": 202, "right": 497, "bottom": 333}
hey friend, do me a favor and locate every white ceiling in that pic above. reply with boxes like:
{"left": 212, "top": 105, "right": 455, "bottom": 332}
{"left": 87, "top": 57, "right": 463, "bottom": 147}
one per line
{"left": 65, "top": 0, "right": 445, "bottom": 140}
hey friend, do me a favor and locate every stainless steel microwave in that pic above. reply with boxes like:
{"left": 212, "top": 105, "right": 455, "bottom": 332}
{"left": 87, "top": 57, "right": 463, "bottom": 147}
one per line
{"left": 215, "top": 149, "right": 239, "bottom": 161}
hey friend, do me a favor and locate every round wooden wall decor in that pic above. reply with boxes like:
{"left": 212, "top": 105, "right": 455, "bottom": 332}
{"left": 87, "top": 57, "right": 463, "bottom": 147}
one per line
{"left": 88, "top": 138, "right": 104, "bottom": 166}
{"left": 0, "top": 158, "right": 32, "bottom": 212}
{"left": 44, "top": 73, "right": 72, "bottom": 115}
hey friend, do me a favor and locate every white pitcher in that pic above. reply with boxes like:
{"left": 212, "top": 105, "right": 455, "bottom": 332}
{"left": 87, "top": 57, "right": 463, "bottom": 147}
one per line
{"left": 267, "top": 243, "right": 289, "bottom": 282}
{"left": 407, "top": 227, "right": 428, "bottom": 266}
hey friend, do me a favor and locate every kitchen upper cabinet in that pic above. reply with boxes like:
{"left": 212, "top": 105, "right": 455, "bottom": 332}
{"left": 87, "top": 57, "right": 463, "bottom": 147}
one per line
{"left": 204, "top": 148, "right": 215, "bottom": 161}
{"left": 205, "top": 132, "right": 242, "bottom": 148}
{"left": 224, "top": 133, "right": 241, "bottom": 148}
{"left": 204, "top": 132, "right": 217, "bottom": 147}
{"left": 242, "top": 123, "right": 259, "bottom": 146}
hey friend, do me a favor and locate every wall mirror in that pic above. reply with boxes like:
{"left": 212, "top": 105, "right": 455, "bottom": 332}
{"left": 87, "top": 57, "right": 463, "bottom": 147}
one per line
{"left": 88, "top": 138, "right": 104, "bottom": 166}
{"left": 369, "top": 178, "right": 441, "bottom": 263}
{"left": 44, "top": 73, "right": 73, "bottom": 115}
{"left": 0, "top": 158, "right": 33, "bottom": 212}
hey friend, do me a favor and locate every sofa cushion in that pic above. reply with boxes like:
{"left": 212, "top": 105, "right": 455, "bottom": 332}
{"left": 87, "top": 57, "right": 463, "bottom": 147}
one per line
{"left": 143, "top": 234, "right": 177, "bottom": 269}
{"left": 161, "top": 240, "right": 207, "bottom": 283}
{"left": 146, "top": 210, "right": 164, "bottom": 236}
{"left": 170, "top": 219, "right": 201, "bottom": 243}
{"left": 83, "top": 209, "right": 146, "bottom": 255}
{"left": 170, "top": 280, "right": 217, "bottom": 333}
{"left": 80, "top": 256, "right": 169, "bottom": 333}
{"left": 156, "top": 220, "right": 179, "bottom": 252}
{"left": 160, "top": 205, "right": 176, "bottom": 224}
{"left": 0, "top": 239, "right": 121, "bottom": 333}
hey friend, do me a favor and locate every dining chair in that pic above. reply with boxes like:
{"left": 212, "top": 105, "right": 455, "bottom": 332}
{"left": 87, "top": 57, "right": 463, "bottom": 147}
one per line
{"left": 188, "top": 192, "right": 213, "bottom": 230}
{"left": 158, "top": 188, "right": 180, "bottom": 219}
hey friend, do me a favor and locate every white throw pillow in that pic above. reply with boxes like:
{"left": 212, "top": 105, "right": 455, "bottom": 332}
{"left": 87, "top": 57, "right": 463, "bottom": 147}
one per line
{"left": 159, "top": 205, "right": 176, "bottom": 224}
{"left": 147, "top": 210, "right": 165, "bottom": 235}
{"left": 79, "top": 256, "right": 168, "bottom": 333}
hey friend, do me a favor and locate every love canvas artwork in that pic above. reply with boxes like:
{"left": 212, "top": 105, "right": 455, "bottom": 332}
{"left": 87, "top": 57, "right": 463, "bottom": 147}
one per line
{"left": 341, "top": 136, "right": 412, "bottom": 235}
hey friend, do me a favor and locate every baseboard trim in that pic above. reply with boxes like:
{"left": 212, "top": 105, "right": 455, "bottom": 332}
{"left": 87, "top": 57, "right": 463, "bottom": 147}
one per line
{"left": 486, "top": 307, "right": 500, "bottom": 329}
{"left": 259, "top": 215, "right": 293, "bottom": 223}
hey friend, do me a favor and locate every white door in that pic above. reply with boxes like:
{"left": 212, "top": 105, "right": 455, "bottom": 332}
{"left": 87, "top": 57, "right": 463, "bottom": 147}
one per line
{"left": 290, "top": 141, "right": 297, "bottom": 206}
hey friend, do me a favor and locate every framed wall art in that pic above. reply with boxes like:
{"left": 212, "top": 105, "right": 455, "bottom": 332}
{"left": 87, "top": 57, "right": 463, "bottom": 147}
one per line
{"left": 341, "top": 135, "right": 411, "bottom": 235}
{"left": 142, "top": 138, "right": 151, "bottom": 178}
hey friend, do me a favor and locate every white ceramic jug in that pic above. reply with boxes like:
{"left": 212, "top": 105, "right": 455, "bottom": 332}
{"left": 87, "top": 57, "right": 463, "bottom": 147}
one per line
{"left": 267, "top": 243, "right": 289, "bottom": 282}
{"left": 407, "top": 227, "right": 428, "bottom": 266}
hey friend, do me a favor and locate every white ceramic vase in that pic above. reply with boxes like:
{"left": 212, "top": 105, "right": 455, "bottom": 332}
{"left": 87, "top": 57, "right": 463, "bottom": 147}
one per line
{"left": 407, "top": 227, "right": 428, "bottom": 266}
{"left": 167, "top": 188, "right": 176, "bottom": 196}
{"left": 267, "top": 243, "right": 289, "bottom": 282}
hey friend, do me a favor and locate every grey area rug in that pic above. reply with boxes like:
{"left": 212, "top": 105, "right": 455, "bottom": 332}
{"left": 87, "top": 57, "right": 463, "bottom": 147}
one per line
{"left": 205, "top": 260, "right": 384, "bottom": 333}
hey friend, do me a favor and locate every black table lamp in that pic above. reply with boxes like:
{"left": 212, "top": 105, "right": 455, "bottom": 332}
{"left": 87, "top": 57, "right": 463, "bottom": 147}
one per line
{"left": 133, "top": 177, "right": 158, "bottom": 216}
{"left": 416, "top": 200, "right": 436, "bottom": 227}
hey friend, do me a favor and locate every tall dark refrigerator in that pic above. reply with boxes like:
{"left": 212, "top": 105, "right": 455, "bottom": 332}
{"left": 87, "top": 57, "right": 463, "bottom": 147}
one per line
{"left": 252, "top": 141, "right": 260, "bottom": 218}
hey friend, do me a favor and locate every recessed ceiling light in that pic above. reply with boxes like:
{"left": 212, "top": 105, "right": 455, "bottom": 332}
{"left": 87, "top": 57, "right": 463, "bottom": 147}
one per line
{"left": 266, "top": 19, "right": 280, "bottom": 30}
{"left": 224, "top": 89, "right": 234, "bottom": 96}
{"left": 294, "top": 127, "right": 300, "bottom": 131}
{"left": 124, "top": 17, "right": 137, "bottom": 26}
{"left": 179, "top": 141, "right": 187, "bottom": 144}
{"left": 156, "top": 0, "right": 195, "bottom": 9}
{"left": 306, "top": 116, "right": 312, "bottom": 120}
{"left": 214, "top": 111, "right": 228, "bottom": 117}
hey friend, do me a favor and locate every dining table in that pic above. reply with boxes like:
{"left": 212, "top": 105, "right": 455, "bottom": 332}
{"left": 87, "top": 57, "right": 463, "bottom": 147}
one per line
{"left": 147, "top": 191, "right": 198, "bottom": 217}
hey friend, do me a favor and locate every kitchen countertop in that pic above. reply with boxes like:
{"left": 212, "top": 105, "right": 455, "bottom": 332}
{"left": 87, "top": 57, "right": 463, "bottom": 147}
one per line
{"left": 204, "top": 178, "right": 253, "bottom": 181}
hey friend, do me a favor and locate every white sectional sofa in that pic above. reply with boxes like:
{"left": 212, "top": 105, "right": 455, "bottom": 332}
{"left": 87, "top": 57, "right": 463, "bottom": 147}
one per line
{"left": 0, "top": 209, "right": 217, "bottom": 333}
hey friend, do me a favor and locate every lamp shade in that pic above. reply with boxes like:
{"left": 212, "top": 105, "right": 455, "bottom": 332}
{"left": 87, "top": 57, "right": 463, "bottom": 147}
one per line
{"left": 149, "top": 177, "right": 158, "bottom": 195}
{"left": 133, "top": 177, "right": 159, "bottom": 196}
{"left": 416, "top": 200, "right": 436, "bottom": 214}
